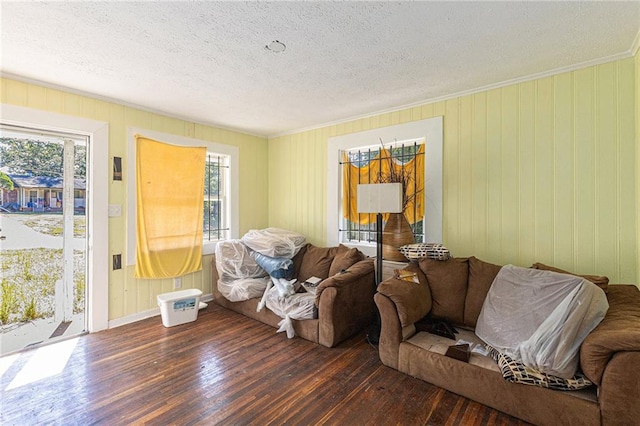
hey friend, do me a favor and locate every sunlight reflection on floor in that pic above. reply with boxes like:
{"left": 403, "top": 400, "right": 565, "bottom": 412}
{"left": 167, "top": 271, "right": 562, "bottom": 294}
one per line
{"left": 0, "top": 353, "right": 19, "bottom": 378}
{"left": 5, "top": 337, "right": 78, "bottom": 391}
{"left": 0, "top": 313, "right": 85, "bottom": 356}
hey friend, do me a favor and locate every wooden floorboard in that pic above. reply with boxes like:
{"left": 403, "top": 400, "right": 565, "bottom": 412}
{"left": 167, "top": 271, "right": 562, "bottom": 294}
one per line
{"left": 0, "top": 303, "right": 531, "bottom": 425}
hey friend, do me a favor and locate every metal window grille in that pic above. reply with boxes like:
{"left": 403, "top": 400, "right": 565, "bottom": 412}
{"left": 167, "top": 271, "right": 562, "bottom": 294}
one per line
{"left": 203, "top": 153, "right": 230, "bottom": 242}
{"left": 339, "top": 141, "right": 425, "bottom": 244}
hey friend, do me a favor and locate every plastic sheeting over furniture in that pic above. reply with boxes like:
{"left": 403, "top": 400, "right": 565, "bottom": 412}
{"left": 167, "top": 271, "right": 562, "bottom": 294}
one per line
{"left": 241, "top": 227, "right": 306, "bottom": 258}
{"left": 251, "top": 252, "right": 294, "bottom": 279}
{"left": 212, "top": 242, "right": 376, "bottom": 347}
{"left": 476, "top": 264, "right": 608, "bottom": 378}
{"left": 215, "top": 229, "right": 312, "bottom": 335}
{"left": 266, "top": 287, "right": 316, "bottom": 338}
{"left": 215, "top": 240, "right": 269, "bottom": 302}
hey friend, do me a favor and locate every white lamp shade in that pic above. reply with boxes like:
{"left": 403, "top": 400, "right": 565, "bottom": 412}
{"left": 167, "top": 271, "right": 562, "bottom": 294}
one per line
{"left": 357, "top": 183, "right": 403, "bottom": 213}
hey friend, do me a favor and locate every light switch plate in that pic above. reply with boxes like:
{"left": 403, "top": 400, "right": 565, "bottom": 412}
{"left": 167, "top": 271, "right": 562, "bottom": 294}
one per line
{"left": 108, "top": 204, "right": 122, "bottom": 217}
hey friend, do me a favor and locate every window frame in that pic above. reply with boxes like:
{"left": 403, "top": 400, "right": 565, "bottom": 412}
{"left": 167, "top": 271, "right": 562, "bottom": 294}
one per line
{"left": 203, "top": 152, "right": 230, "bottom": 243}
{"left": 326, "top": 117, "right": 443, "bottom": 257}
{"left": 340, "top": 141, "right": 426, "bottom": 244}
{"left": 126, "top": 127, "right": 239, "bottom": 264}
{"left": 1, "top": 103, "right": 109, "bottom": 333}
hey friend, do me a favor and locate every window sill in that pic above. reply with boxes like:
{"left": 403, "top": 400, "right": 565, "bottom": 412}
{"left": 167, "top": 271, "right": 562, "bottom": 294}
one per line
{"left": 341, "top": 241, "right": 377, "bottom": 258}
{"left": 203, "top": 242, "right": 217, "bottom": 256}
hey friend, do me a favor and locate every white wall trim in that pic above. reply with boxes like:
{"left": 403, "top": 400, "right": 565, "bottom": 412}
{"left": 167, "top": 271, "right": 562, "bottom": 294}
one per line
{"left": 0, "top": 104, "right": 110, "bottom": 333}
{"left": 126, "top": 127, "right": 239, "bottom": 266}
{"left": 326, "top": 117, "right": 443, "bottom": 256}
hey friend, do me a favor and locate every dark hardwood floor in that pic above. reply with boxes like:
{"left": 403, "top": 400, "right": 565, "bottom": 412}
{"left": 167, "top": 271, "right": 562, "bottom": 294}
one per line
{"left": 1, "top": 303, "right": 530, "bottom": 425}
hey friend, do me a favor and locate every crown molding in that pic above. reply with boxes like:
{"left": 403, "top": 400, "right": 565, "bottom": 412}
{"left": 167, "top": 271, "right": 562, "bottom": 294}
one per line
{"left": 0, "top": 72, "right": 267, "bottom": 139}
{"left": 2, "top": 43, "right": 635, "bottom": 142}
{"left": 268, "top": 51, "right": 635, "bottom": 139}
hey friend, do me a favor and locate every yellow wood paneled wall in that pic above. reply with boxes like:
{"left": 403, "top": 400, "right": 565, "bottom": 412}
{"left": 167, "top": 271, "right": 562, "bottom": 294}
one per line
{"left": 269, "top": 57, "right": 638, "bottom": 284}
{"left": 1, "top": 78, "right": 269, "bottom": 321}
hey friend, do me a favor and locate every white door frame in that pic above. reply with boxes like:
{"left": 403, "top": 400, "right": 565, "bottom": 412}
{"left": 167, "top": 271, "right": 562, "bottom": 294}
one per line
{"left": 1, "top": 104, "right": 109, "bottom": 332}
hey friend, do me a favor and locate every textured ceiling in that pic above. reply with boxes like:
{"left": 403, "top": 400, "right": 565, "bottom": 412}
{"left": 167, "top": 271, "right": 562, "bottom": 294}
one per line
{"left": 1, "top": 1, "right": 639, "bottom": 137}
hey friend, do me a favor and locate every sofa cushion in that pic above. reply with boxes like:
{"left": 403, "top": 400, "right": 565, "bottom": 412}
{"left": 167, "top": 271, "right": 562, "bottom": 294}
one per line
{"left": 419, "top": 257, "right": 469, "bottom": 325}
{"left": 377, "top": 262, "right": 432, "bottom": 327}
{"left": 297, "top": 245, "right": 338, "bottom": 283}
{"left": 464, "top": 257, "right": 503, "bottom": 327}
{"left": 291, "top": 244, "right": 308, "bottom": 278}
{"left": 531, "top": 262, "right": 609, "bottom": 293}
{"left": 329, "top": 244, "right": 365, "bottom": 276}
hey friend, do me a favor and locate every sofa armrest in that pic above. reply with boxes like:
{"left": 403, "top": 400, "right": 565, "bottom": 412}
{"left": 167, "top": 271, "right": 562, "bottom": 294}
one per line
{"left": 314, "top": 258, "right": 374, "bottom": 304}
{"left": 599, "top": 351, "right": 640, "bottom": 426}
{"left": 374, "top": 292, "right": 404, "bottom": 369}
{"left": 316, "top": 259, "right": 376, "bottom": 347}
{"left": 579, "top": 285, "right": 640, "bottom": 425}
{"left": 376, "top": 264, "right": 432, "bottom": 327}
{"left": 211, "top": 255, "right": 222, "bottom": 299}
{"left": 580, "top": 285, "right": 640, "bottom": 385}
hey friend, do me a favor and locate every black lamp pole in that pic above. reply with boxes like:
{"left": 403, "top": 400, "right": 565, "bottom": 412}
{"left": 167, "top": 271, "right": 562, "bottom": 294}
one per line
{"left": 357, "top": 182, "right": 402, "bottom": 346}
{"left": 367, "top": 212, "right": 384, "bottom": 345}
{"left": 375, "top": 212, "right": 383, "bottom": 287}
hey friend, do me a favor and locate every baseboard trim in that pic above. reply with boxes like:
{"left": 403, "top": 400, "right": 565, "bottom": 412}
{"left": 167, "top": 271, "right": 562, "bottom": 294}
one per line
{"left": 108, "top": 293, "right": 214, "bottom": 329}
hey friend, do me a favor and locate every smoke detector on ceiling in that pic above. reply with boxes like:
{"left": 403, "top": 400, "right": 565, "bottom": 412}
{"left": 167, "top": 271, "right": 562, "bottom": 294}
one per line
{"left": 265, "top": 40, "right": 286, "bottom": 53}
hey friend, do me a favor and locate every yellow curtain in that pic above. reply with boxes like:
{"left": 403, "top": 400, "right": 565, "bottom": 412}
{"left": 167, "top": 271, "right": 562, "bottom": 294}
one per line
{"left": 135, "top": 136, "right": 206, "bottom": 279}
{"left": 342, "top": 145, "right": 424, "bottom": 225}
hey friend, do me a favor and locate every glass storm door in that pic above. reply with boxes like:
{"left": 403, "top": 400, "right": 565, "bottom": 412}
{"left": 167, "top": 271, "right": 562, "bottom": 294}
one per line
{"left": 0, "top": 126, "right": 88, "bottom": 355}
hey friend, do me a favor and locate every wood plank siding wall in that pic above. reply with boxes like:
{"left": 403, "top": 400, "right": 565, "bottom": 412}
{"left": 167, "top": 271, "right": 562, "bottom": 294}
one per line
{"left": 1, "top": 53, "right": 638, "bottom": 325}
{"left": 268, "top": 56, "right": 638, "bottom": 285}
{"left": 1, "top": 77, "right": 269, "bottom": 323}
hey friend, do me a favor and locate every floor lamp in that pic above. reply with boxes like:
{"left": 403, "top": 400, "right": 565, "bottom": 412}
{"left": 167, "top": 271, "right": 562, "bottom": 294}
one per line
{"left": 357, "top": 183, "right": 403, "bottom": 344}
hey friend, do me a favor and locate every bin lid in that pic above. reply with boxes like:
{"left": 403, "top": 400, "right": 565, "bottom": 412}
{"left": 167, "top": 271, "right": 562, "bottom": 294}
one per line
{"left": 157, "top": 288, "right": 203, "bottom": 303}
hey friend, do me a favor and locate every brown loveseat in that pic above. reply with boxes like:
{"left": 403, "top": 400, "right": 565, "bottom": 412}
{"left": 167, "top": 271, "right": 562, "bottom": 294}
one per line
{"left": 212, "top": 243, "right": 376, "bottom": 348}
{"left": 374, "top": 256, "right": 640, "bottom": 426}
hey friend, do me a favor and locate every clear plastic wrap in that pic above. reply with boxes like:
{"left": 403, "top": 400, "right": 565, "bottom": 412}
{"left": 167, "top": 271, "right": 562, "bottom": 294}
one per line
{"left": 476, "top": 264, "right": 609, "bottom": 379}
{"left": 218, "top": 276, "right": 270, "bottom": 302}
{"left": 271, "top": 277, "right": 297, "bottom": 298}
{"left": 265, "top": 287, "right": 316, "bottom": 338}
{"left": 251, "top": 252, "right": 294, "bottom": 279}
{"left": 257, "top": 277, "right": 297, "bottom": 312}
{"left": 256, "top": 279, "right": 273, "bottom": 312}
{"left": 241, "top": 228, "right": 306, "bottom": 258}
{"left": 215, "top": 240, "right": 269, "bottom": 302}
{"left": 215, "top": 240, "right": 267, "bottom": 279}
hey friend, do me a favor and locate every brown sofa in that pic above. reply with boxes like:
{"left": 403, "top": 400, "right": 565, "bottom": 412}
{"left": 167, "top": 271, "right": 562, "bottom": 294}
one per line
{"left": 374, "top": 256, "right": 640, "bottom": 426}
{"left": 212, "top": 243, "right": 376, "bottom": 348}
